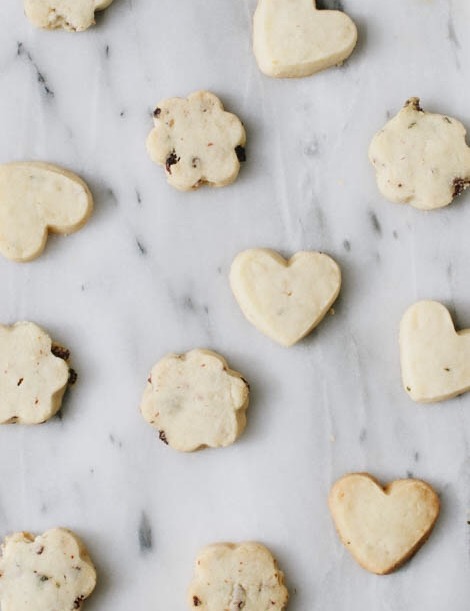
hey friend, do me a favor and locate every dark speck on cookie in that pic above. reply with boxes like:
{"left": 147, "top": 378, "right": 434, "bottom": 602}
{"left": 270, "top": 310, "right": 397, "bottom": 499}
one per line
{"left": 235, "top": 145, "right": 246, "bottom": 162}
{"left": 452, "top": 177, "right": 470, "bottom": 198}
{"left": 165, "top": 151, "right": 180, "bottom": 174}
{"left": 51, "top": 346, "right": 70, "bottom": 361}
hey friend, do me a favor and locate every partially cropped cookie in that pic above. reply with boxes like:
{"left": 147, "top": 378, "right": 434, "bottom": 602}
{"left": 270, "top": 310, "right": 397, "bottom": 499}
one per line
{"left": 0, "top": 322, "right": 72, "bottom": 424}
{"left": 146, "top": 91, "right": 246, "bottom": 191}
{"left": 253, "top": 0, "right": 357, "bottom": 78}
{"left": 140, "top": 349, "right": 249, "bottom": 452}
{"left": 230, "top": 248, "right": 341, "bottom": 347}
{"left": 0, "top": 528, "right": 96, "bottom": 611}
{"left": 0, "top": 162, "right": 93, "bottom": 262}
{"left": 329, "top": 473, "right": 440, "bottom": 575}
{"left": 188, "top": 542, "right": 289, "bottom": 610}
{"left": 400, "top": 300, "right": 470, "bottom": 403}
{"left": 24, "top": 0, "right": 114, "bottom": 31}
{"left": 369, "top": 98, "right": 470, "bottom": 210}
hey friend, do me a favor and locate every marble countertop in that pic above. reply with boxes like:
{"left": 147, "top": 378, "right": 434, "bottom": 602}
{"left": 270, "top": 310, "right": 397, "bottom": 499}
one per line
{"left": 0, "top": 0, "right": 470, "bottom": 609}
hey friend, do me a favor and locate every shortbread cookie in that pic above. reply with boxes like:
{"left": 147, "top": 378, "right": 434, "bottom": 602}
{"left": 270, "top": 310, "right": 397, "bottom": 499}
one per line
{"left": 24, "top": 0, "right": 114, "bottom": 31}
{"left": 146, "top": 91, "right": 246, "bottom": 191}
{"left": 140, "top": 349, "right": 249, "bottom": 452}
{"left": 0, "top": 528, "right": 96, "bottom": 611}
{"left": 230, "top": 248, "right": 341, "bottom": 347}
{"left": 400, "top": 300, "right": 470, "bottom": 403}
{"left": 253, "top": 0, "right": 358, "bottom": 78}
{"left": 0, "top": 321, "right": 71, "bottom": 424}
{"left": 369, "top": 98, "right": 470, "bottom": 210}
{"left": 329, "top": 473, "right": 440, "bottom": 575}
{"left": 0, "top": 162, "right": 93, "bottom": 262}
{"left": 188, "top": 542, "right": 288, "bottom": 610}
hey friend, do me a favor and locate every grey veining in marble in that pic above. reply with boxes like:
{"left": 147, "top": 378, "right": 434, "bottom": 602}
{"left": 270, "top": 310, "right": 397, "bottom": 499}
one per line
{"left": 0, "top": 0, "right": 470, "bottom": 609}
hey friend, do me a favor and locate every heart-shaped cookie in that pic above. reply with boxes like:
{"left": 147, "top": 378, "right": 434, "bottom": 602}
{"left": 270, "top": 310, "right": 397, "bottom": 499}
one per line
{"left": 329, "top": 473, "right": 440, "bottom": 575}
{"left": 0, "top": 162, "right": 93, "bottom": 262}
{"left": 400, "top": 300, "right": 470, "bottom": 403}
{"left": 230, "top": 248, "right": 341, "bottom": 347}
{"left": 253, "top": 0, "right": 358, "bottom": 78}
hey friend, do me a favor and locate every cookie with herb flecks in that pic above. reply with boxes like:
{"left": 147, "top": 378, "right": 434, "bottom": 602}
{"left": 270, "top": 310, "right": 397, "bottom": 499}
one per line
{"left": 0, "top": 528, "right": 96, "bottom": 611}
{"left": 369, "top": 98, "right": 470, "bottom": 210}
{"left": 188, "top": 542, "right": 288, "bottom": 610}
{"left": 140, "top": 349, "right": 249, "bottom": 451}
{"left": 146, "top": 91, "right": 246, "bottom": 191}
{"left": 0, "top": 322, "right": 73, "bottom": 424}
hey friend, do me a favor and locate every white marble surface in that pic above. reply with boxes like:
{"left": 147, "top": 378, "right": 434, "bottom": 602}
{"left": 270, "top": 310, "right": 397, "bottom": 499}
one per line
{"left": 0, "top": 0, "right": 470, "bottom": 608}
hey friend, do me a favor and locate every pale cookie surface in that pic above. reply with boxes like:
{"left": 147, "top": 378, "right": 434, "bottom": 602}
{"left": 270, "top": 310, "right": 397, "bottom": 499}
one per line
{"left": 230, "top": 248, "right": 341, "bottom": 347}
{"left": 0, "top": 528, "right": 96, "bottom": 611}
{"left": 24, "top": 0, "right": 114, "bottom": 31}
{"left": 369, "top": 98, "right": 470, "bottom": 210}
{"left": 146, "top": 91, "right": 246, "bottom": 191}
{"left": 140, "top": 349, "right": 249, "bottom": 452}
{"left": 0, "top": 321, "right": 70, "bottom": 424}
{"left": 0, "top": 162, "right": 93, "bottom": 262}
{"left": 329, "top": 473, "right": 440, "bottom": 575}
{"left": 188, "top": 542, "right": 288, "bottom": 610}
{"left": 253, "top": 0, "right": 358, "bottom": 78}
{"left": 400, "top": 300, "right": 470, "bottom": 403}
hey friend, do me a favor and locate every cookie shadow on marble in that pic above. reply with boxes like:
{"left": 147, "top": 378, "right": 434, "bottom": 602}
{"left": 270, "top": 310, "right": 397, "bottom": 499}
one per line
{"left": 81, "top": 176, "right": 118, "bottom": 226}
{"left": 95, "top": 0, "right": 127, "bottom": 27}
{"left": 80, "top": 540, "right": 110, "bottom": 611}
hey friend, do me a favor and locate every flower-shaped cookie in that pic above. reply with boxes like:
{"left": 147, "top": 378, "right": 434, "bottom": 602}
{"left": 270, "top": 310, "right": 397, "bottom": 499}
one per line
{"left": 369, "top": 98, "right": 470, "bottom": 210}
{"left": 0, "top": 162, "right": 93, "bottom": 262}
{"left": 0, "top": 528, "right": 96, "bottom": 611}
{"left": 253, "top": 0, "right": 358, "bottom": 78}
{"left": 24, "top": 0, "right": 114, "bottom": 31}
{"left": 188, "top": 542, "right": 289, "bottom": 610}
{"left": 146, "top": 91, "right": 246, "bottom": 191}
{"left": 140, "top": 349, "right": 249, "bottom": 452}
{"left": 0, "top": 321, "right": 71, "bottom": 424}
